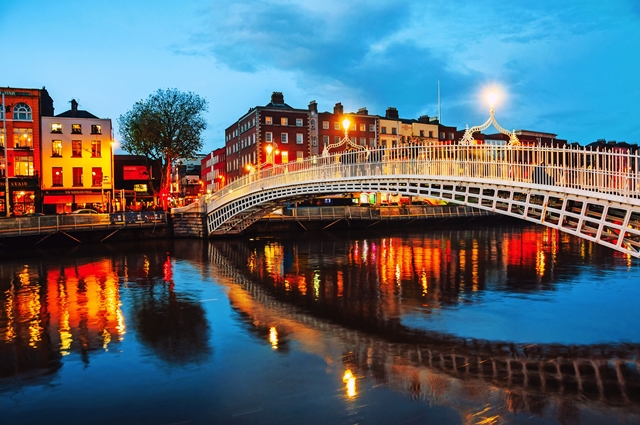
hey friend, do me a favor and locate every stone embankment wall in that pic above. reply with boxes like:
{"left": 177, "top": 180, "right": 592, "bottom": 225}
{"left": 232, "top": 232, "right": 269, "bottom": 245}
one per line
{"left": 171, "top": 212, "right": 207, "bottom": 238}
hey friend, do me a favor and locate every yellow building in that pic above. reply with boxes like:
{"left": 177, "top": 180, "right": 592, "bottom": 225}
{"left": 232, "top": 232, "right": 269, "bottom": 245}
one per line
{"left": 41, "top": 100, "right": 113, "bottom": 214}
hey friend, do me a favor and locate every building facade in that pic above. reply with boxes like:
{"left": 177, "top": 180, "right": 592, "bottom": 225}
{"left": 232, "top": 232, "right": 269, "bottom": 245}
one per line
{"left": 0, "top": 87, "right": 53, "bottom": 215}
{"left": 41, "top": 100, "right": 113, "bottom": 214}
{"left": 225, "top": 92, "right": 310, "bottom": 182}
{"left": 201, "top": 147, "right": 226, "bottom": 193}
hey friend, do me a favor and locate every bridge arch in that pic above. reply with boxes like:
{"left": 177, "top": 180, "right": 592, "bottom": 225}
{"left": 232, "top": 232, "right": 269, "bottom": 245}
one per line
{"left": 175, "top": 145, "right": 640, "bottom": 258}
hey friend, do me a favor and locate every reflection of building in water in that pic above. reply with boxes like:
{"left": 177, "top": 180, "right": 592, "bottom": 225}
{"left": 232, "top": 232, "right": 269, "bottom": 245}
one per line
{"left": 0, "top": 258, "right": 125, "bottom": 382}
{"left": 209, "top": 242, "right": 640, "bottom": 424}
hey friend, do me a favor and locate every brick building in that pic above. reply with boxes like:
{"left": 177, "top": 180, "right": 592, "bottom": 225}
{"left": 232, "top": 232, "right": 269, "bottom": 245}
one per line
{"left": 0, "top": 87, "right": 54, "bottom": 215}
{"left": 201, "top": 147, "right": 226, "bottom": 193}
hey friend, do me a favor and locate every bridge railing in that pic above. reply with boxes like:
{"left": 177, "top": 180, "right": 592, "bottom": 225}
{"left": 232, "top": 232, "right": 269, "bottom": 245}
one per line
{"left": 196, "top": 144, "right": 640, "bottom": 214}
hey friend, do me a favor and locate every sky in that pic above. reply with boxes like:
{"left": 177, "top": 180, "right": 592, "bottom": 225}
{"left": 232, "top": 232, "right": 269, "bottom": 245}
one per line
{"left": 2, "top": 0, "right": 639, "bottom": 153}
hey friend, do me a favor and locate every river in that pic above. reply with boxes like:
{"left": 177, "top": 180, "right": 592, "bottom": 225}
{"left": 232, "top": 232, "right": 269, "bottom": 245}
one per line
{"left": 1, "top": 222, "right": 639, "bottom": 424}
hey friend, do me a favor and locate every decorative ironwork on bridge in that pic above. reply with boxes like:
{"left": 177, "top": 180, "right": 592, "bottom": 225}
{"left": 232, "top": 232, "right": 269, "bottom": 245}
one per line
{"left": 459, "top": 91, "right": 520, "bottom": 146}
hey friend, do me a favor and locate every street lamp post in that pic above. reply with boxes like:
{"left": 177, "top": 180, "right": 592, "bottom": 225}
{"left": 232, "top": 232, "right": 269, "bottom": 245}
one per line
{"left": 321, "top": 117, "right": 367, "bottom": 157}
{"left": 110, "top": 140, "right": 116, "bottom": 212}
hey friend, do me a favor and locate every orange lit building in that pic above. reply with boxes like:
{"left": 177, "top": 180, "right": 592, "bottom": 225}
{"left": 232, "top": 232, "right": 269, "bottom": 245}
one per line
{"left": 0, "top": 87, "right": 54, "bottom": 215}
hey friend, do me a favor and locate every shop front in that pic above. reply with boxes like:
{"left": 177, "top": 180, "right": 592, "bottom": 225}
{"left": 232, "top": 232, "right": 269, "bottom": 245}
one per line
{"left": 0, "top": 177, "right": 40, "bottom": 216}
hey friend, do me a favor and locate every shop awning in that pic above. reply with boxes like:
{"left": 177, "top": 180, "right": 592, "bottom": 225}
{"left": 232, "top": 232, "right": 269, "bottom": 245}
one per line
{"left": 44, "top": 195, "right": 73, "bottom": 204}
{"left": 75, "top": 194, "right": 104, "bottom": 203}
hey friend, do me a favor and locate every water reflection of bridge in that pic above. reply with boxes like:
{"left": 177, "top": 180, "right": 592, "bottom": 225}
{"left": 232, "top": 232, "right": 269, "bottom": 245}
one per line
{"left": 207, "top": 240, "right": 640, "bottom": 422}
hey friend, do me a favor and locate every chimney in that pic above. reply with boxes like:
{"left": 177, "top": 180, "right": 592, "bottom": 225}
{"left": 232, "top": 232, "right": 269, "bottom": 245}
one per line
{"left": 385, "top": 107, "right": 398, "bottom": 119}
{"left": 333, "top": 102, "right": 344, "bottom": 115}
{"left": 356, "top": 107, "right": 368, "bottom": 115}
{"left": 308, "top": 100, "right": 318, "bottom": 113}
{"left": 270, "top": 91, "right": 285, "bottom": 105}
{"left": 418, "top": 115, "right": 430, "bottom": 123}
{"left": 71, "top": 99, "right": 78, "bottom": 116}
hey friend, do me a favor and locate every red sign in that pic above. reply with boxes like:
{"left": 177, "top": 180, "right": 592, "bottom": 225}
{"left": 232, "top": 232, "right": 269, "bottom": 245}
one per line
{"left": 123, "top": 165, "right": 149, "bottom": 180}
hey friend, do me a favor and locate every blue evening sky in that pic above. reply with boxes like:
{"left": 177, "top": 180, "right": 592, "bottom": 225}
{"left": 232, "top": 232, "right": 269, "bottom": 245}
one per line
{"left": 2, "top": 0, "right": 639, "bottom": 153}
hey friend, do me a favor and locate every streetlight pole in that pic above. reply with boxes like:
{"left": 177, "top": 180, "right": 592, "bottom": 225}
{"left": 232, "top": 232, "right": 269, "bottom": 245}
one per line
{"left": 2, "top": 92, "right": 9, "bottom": 217}
{"left": 111, "top": 140, "right": 116, "bottom": 212}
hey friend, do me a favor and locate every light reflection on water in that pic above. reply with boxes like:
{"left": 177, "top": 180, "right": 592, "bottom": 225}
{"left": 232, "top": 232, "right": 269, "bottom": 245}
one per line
{"left": 0, "top": 223, "right": 638, "bottom": 425}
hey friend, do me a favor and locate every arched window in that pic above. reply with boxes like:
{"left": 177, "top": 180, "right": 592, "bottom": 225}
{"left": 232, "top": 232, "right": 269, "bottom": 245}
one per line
{"left": 13, "top": 103, "right": 32, "bottom": 121}
{"left": 0, "top": 104, "right": 4, "bottom": 120}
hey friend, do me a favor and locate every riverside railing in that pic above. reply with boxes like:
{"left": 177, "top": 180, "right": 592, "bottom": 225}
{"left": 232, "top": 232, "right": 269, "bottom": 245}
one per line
{"left": 193, "top": 144, "right": 640, "bottom": 215}
{"left": 0, "top": 211, "right": 167, "bottom": 238}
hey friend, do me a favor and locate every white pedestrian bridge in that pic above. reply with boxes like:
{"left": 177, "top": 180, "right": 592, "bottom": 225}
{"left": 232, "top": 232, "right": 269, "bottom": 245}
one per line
{"left": 176, "top": 144, "right": 640, "bottom": 258}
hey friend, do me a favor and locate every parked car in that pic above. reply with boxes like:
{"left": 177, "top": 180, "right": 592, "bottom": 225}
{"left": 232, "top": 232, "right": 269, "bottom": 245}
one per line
{"left": 23, "top": 212, "right": 45, "bottom": 217}
{"left": 71, "top": 209, "right": 99, "bottom": 214}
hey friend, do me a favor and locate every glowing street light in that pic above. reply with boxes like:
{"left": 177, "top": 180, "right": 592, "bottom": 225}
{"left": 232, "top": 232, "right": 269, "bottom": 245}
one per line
{"left": 459, "top": 88, "right": 519, "bottom": 146}
{"left": 486, "top": 91, "right": 498, "bottom": 109}
{"left": 342, "top": 118, "right": 351, "bottom": 132}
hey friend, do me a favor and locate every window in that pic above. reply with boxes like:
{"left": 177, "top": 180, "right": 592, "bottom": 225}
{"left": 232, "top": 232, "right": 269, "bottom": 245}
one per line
{"left": 360, "top": 137, "right": 366, "bottom": 145}
{"left": 296, "top": 133, "right": 303, "bottom": 144}
{"left": 51, "top": 123, "right": 63, "bottom": 133}
{"left": 449, "top": 133, "right": 454, "bottom": 139}
{"left": 322, "top": 121, "right": 329, "bottom": 130}
{"left": 391, "top": 128, "right": 397, "bottom": 135}
{"left": 91, "top": 140, "right": 101, "bottom": 157}
{"left": 429, "top": 131, "right": 433, "bottom": 138}
{"left": 381, "top": 127, "right": 387, "bottom": 134}
{"left": 296, "top": 151, "right": 304, "bottom": 162}
{"left": 334, "top": 136, "right": 340, "bottom": 143}
{"left": 360, "top": 124, "right": 366, "bottom": 131}
{"left": 281, "top": 117, "right": 288, "bottom": 125}
{"left": 440, "top": 132, "right": 445, "bottom": 139}
{"left": 369, "top": 124, "right": 375, "bottom": 132}
{"left": 0, "top": 128, "right": 4, "bottom": 148}
{"left": 312, "top": 136, "right": 317, "bottom": 147}
{"left": 323, "top": 135, "right": 329, "bottom": 145}
{"left": 92, "top": 167, "right": 103, "bottom": 186}
{"left": 14, "top": 156, "right": 34, "bottom": 176}
{"left": 13, "top": 129, "right": 33, "bottom": 148}
{"left": 296, "top": 118, "right": 303, "bottom": 127}
{"left": 280, "top": 151, "right": 288, "bottom": 163}
{"left": 72, "top": 167, "right": 83, "bottom": 187}
{"left": 13, "top": 103, "right": 32, "bottom": 121}
{"left": 265, "top": 132, "right": 272, "bottom": 142}
{"left": 281, "top": 133, "right": 288, "bottom": 143}
{"left": 72, "top": 124, "right": 82, "bottom": 134}
{"left": 52, "top": 167, "right": 63, "bottom": 186}
{"left": 419, "top": 130, "right": 424, "bottom": 137}
{"left": 0, "top": 104, "right": 3, "bottom": 120}
{"left": 72, "top": 140, "right": 82, "bottom": 157}
{"left": 265, "top": 116, "right": 273, "bottom": 125}
{"left": 310, "top": 119, "right": 315, "bottom": 130}
{"left": 91, "top": 124, "right": 102, "bottom": 134}
{"left": 334, "top": 122, "right": 340, "bottom": 130}
{"left": 52, "top": 140, "right": 62, "bottom": 157}
{"left": 369, "top": 138, "right": 375, "bottom": 147}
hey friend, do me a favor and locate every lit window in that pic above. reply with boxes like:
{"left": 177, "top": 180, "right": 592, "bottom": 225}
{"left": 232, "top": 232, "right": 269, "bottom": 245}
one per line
{"left": 265, "top": 116, "right": 273, "bottom": 125}
{"left": 14, "top": 156, "right": 34, "bottom": 176}
{"left": 52, "top": 140, "right": 62, "bottom": 157}
{"left": 296, "top": 151, "right": 304, "bottom": 162}
{"left": 334, "top": 122, "right": 340, "bottom": 130}
{"left": 91, "top": 167, "right": 102, "bottom": 186}
{"left": 296, "top": 133, "right": 303, "bottom": 144}
{"left": 280, "top": 151, "right": 288, "bottom": 163}
{"left": 52, "top": 167, "right": 63, "bottom": 186}
{"left": 322, "top": 121, "right": 329, "bottom": 130}
{"left": 0, "top": 128, "right": 4, "bottom": 148}
{"left": 296, "top": 118, "right": 303, "bottom": 127}
{"left": 281, "top": 117, "right": 288, "bottom": 125}
{"left": 72, "top": 167, "right": 83, "bottom": 187}
{"left": 72, "top": 124, "right": 82, "bottom": 134}
{"left": 360, "top": 124, "right": 365, "bottom": 131}
{"left": 51, "top": 123, "right": 63, "bottom": 133}
{"left": 91, "top": 140, "right": 101, "bottom": 157}
{"left": 13, "top": 129, "right": 33, "bottom": 148}
{"left": 281, "top": 133, "right": 288, "bottom": 143}
{"left": 265, "top": 132, "right": 272, "bottom": 142}
{"left": 13, "top": 103, "right": 32, "bottom": 121}
{"left": 91, "top": 124, "right": 102, "bottom": 134}
{"left": 72, "top": 140, "right": 82, "bottom": 157}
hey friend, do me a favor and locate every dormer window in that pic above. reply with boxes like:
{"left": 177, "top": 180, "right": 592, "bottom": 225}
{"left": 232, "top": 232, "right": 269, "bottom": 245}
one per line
{"left": 51, "top": 123, "right": 63, "bottom": 133}
{"left": 91, "top": 124, "right": 102, "bottom": 134}
{"left": 72, "top": 124, "right": 82, "bottom": 134}
{"left": 13, "top": 103, "right": 32, "bottom": 121}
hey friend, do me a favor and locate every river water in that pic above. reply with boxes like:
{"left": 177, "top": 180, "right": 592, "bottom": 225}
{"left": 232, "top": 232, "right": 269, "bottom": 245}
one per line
{"left": 1, "top": 222, "right": 639, "bottom": 425}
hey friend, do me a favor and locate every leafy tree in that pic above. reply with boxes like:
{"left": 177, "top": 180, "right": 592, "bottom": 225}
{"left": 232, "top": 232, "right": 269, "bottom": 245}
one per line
{"left": 118, "top": 88, "right": 208, "bottom": 206}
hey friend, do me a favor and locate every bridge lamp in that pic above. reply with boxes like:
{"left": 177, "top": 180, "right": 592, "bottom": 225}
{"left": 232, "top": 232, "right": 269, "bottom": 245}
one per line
{"left": 486, "top": 91, "right": 498, "bottom": 109}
